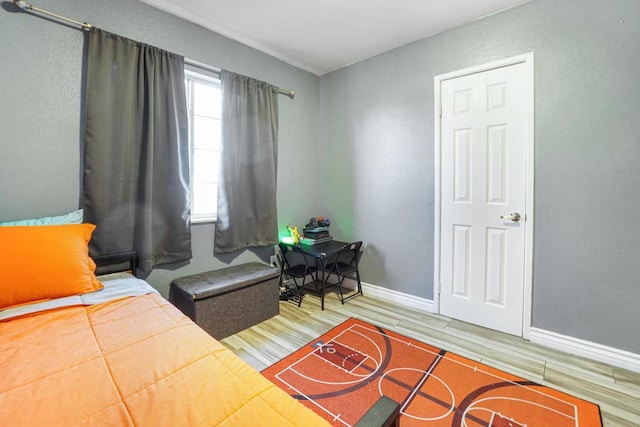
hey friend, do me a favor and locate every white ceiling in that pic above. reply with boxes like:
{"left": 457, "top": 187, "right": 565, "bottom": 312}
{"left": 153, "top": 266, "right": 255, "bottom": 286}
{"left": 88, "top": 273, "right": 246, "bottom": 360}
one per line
{"left": 140, "top": 0, "right": 531, "bottom": 75}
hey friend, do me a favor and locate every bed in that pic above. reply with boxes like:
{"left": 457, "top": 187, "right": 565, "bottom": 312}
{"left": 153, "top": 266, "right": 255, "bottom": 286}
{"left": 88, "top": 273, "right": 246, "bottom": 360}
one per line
{"left": 0, "top": 222, "right": 328, "bottom": 426}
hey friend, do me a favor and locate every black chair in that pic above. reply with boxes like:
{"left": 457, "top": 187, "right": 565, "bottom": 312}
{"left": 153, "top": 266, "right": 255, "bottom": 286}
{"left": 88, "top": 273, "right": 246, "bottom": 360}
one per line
{"left": 322, "top": 241, "right": 363, "bottom": 304}
{"left": 278, "top": 243, "right": 316, "bottom": 307}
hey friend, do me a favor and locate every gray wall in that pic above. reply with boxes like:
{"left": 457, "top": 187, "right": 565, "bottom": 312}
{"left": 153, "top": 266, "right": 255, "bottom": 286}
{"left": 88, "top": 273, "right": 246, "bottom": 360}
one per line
{"left": 319, "top": 0, "right": 640, "bottom": 354}
{"left": 2, "top": 0, "right": 639, "bottom": 355}
{"left": 0, "top": 0, "right": 319, "bottom": 296}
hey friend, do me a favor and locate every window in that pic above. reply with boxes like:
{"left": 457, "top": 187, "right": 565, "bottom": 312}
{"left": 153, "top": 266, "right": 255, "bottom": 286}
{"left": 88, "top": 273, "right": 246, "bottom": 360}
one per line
{"left": 185, "top": 70, "right": 222, "bottom": 222}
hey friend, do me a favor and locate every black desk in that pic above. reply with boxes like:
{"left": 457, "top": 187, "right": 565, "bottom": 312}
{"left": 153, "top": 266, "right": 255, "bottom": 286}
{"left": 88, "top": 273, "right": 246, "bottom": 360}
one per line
{"left": 290, "top": 240, "right": 348, "bottom": 310}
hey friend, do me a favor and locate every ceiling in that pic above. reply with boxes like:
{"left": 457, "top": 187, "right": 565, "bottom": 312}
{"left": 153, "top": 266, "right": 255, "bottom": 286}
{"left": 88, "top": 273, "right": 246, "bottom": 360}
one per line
{"left": 140, "top": 0, "right": 531, "bottom": 75}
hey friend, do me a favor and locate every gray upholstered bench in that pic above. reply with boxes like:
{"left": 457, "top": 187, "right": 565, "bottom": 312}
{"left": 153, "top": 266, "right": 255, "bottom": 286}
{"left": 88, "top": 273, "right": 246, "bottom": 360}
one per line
{"left": 169, "top": 262, "right": 280, "bottom": 340}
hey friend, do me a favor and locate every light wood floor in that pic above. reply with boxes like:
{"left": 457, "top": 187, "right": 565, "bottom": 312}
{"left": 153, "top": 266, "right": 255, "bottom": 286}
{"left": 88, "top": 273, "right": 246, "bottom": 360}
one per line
{"left": 221, "top": 290, "right": 640, "bottom": 427}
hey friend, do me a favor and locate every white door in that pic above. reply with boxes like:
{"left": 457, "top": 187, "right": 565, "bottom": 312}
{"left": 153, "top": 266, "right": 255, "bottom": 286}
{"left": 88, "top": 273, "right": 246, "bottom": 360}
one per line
{"left": 437, "top": 57, "right": 533, "bottom": 336}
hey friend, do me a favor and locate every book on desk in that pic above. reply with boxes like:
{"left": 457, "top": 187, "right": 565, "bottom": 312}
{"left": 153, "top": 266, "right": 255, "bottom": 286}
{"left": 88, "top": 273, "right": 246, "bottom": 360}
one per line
{"left": 300, "top": 226, "right": 332, "bottom": 245}
{"left": 299, "top": 236, "right": 333, "bottom": 245}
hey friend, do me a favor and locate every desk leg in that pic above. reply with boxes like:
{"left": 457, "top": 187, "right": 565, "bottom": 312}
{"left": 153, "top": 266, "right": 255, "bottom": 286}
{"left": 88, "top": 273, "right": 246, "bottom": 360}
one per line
{"left": 310, "top": 255, "right": 329, "bottom": 311}
{"left": 321, "top": 255, "right": 330, "bottom": 310}
{"left": 317, "top": 258, "right": 324, "bottom": 310}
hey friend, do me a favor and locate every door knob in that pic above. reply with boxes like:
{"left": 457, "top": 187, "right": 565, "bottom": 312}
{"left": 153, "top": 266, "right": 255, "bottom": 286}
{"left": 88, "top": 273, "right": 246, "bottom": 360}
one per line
{"left": 500, "top": 212, "right": 521, "bottom": 222}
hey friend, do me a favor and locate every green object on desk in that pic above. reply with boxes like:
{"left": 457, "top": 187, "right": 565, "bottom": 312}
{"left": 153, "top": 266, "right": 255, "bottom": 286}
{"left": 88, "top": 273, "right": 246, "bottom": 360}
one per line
{"left": 280, "top": 236, "right": 295, "bottom": 245}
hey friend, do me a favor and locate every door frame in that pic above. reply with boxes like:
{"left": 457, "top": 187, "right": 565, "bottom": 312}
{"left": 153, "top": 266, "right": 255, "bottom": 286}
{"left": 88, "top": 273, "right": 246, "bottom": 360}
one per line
{"left": 433, "top": 53, "right": 535, "bottom": 339}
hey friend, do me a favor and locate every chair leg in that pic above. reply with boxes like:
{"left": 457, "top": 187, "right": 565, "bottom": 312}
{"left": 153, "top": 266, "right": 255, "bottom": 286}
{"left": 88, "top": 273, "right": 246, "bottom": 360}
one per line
{"left": 339, "top": 271, "right": 363, "bottom": 303}
{"left": 337, "top": 277, "right": 346, "bottom": 304}
{"left": 297, "top": 276, "right": 306, "bottom": 307}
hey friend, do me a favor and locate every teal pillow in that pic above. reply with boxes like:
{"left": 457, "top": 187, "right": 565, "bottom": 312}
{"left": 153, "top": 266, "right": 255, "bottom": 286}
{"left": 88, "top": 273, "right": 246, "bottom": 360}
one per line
{"left": 0, "top": 209, "right": 84, "bottom": 226}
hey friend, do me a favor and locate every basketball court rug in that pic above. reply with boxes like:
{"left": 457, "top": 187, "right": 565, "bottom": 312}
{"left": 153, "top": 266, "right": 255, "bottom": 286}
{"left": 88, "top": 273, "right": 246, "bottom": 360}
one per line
{"left": 261, "top": 317, "right": 602, "bottom": 426}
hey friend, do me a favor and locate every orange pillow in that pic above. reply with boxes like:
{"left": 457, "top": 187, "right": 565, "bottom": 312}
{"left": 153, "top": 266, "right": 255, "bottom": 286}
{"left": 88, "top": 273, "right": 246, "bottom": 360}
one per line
{"left": 0, "top": 224, "right": 103, "bottom": 309}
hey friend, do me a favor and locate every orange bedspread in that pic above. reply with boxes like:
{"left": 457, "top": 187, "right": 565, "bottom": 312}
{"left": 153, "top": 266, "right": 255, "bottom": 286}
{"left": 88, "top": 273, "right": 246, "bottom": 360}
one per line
{"left": 0, "top": 293, "right": 329, "bottom": 426}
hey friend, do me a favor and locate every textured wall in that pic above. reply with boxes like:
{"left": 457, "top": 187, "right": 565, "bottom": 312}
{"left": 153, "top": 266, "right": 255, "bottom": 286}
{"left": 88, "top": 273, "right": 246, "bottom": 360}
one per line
{"left": 3, "top": 0, "right": 639, "bottom": 354}
{"left": 0, "top": 0, "right": 319, "bottom": 296}
{"left": 319, "top": 0, "right": 640, "bottom": 353}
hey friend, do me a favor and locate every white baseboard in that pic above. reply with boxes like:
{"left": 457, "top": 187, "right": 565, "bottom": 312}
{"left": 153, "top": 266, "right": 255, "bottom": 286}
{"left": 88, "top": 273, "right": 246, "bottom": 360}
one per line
{"left": 357, "top": 281, "right": 640, "bottom": 373}
{"left": 530, "top": 327, "right": 640, "bottom": 373}
{"left": 361, "top": 281, "right": 435, "bottom": 313}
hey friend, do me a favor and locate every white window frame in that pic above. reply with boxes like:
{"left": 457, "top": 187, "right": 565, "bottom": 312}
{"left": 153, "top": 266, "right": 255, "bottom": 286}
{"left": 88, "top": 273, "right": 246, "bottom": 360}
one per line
{"left": 185, "top": 69, "right": 221, "bottom": 223}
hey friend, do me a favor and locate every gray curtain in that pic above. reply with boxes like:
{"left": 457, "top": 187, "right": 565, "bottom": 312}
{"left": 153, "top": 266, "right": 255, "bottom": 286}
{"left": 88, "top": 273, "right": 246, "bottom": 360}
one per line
{"left": 214, "top": 70, "right": 279, "bottom": 253}
{"left": 82, "top": 28, "right": 191, "bottom": 271}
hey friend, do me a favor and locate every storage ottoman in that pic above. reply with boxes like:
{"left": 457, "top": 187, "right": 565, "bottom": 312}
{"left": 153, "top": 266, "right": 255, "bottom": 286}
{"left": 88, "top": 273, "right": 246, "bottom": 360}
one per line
{"left": 169, "top": 262, "right": 280, "bottom": 339}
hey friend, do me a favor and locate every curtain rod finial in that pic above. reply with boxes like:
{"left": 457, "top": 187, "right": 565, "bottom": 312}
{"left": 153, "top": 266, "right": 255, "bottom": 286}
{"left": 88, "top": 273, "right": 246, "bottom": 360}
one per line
{"left": 14, "top": 0, "right": 32, "bottom": 10}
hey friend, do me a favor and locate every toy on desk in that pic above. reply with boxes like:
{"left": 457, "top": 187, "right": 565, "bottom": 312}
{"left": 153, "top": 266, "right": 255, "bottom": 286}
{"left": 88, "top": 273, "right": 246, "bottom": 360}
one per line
{"left": 304, "top": 216, "right": 331, "bottom": 229}
{"left": 302, "top": 217, "right": 332, "bottom": 244}
{"left": 287, "top": 225, "right": 300, "bottom": 245}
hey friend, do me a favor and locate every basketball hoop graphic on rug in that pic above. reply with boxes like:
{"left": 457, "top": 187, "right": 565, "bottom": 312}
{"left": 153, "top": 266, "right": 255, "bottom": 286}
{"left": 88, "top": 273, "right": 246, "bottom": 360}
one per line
{"left": 262, "top": 317, "right": 602, "bottom": 426}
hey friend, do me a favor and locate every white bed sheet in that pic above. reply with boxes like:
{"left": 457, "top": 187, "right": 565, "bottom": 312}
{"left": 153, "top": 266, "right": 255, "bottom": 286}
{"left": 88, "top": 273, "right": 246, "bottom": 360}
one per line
{"left": 0, "top": 272, "right": 158, "bottom": 321}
